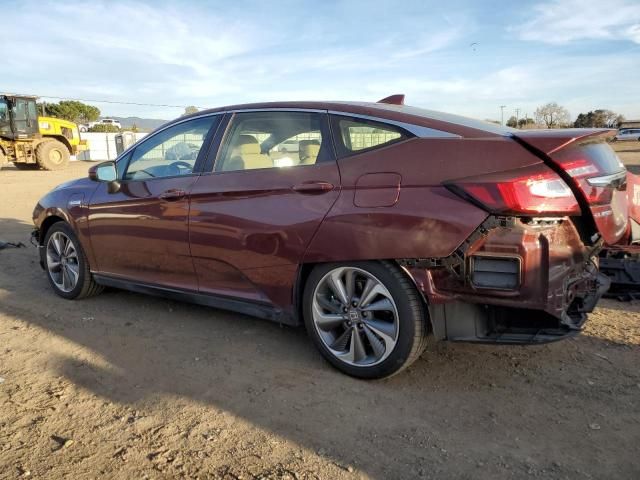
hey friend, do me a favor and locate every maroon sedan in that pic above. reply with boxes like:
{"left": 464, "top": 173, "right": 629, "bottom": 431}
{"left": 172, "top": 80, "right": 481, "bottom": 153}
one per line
{"left": 32, "top": 96, "right": 622, "bottom": 378}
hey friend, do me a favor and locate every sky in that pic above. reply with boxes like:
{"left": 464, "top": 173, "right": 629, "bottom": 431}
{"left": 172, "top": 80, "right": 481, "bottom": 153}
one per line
{"left": 2, "top": 0, "right": 639, "bottom": 121}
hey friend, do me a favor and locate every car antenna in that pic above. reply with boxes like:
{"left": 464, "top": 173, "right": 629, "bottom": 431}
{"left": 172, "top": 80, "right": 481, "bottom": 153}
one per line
{"left": 377, "top": 94, "right": 405, "bottom": 105}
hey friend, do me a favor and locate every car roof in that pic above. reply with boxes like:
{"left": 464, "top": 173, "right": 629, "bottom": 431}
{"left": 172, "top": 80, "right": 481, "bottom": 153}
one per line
{"left": 180, "top": 100, "right": 515, "bottom": 139}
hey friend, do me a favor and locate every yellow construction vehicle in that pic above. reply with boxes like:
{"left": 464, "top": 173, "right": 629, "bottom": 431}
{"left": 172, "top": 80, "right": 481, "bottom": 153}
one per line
{"left": 0, "top": 94, "right": 89, "bottom": 170}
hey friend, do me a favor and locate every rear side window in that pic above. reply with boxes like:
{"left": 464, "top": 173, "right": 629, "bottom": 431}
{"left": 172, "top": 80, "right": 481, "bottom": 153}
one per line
{"left": 331, "top": 115, "right": 411, "bottom": 157}
{"left": 215, "top": 111, "right": 332, "bottom": 172}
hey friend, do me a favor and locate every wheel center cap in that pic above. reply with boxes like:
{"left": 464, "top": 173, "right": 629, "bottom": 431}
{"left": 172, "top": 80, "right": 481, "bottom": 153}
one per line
{"left": 348, "top": 309, "right": 360, "bottom": 321}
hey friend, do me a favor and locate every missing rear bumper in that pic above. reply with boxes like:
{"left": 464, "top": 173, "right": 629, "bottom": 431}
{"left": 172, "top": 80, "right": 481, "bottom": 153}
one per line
{"left": 427, "top": 272, "right": 610, "bottom": 344}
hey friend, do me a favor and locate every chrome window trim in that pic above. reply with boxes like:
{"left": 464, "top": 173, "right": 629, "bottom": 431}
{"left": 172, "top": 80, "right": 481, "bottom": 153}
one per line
{"left": 227, "top": 107, "right": 327, "bottom": 114}
{"left": 327, "top": 110, "right": 462, "bottom": 139}
{"left": 114, "top": 112, "right": 224, "bottom": 163}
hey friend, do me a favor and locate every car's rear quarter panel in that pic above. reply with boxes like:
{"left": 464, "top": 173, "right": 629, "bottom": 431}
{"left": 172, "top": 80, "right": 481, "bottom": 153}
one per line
{"left": 304, "top": 136, "right": 543, "bottom": 262}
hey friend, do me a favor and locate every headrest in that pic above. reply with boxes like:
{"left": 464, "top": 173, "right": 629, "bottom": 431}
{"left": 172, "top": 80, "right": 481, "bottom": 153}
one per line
{"left": 299, "top": 139, "right": 320, "bottom": 149}
{"left": 237, "top": 143, "right": 260, "bottom": 155}
{"left": 301, "top": 144, "right": 320, "bottom": 156}
{"left": 299, "top": 140, "right": 321, "bottom": 164}
{"left": 237, "top": 134, "right": 259, "bottom": 146}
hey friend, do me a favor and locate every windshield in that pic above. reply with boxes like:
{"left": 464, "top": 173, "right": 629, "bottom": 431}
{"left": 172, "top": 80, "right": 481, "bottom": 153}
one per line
{"left": 0, "top": 98, "right": 10, "bottom": 136}
{"left": 0, "top": 98, "right": 8, "bottom": 123}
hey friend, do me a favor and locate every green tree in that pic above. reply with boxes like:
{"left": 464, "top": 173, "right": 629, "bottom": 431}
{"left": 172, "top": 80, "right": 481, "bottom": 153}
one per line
{"left": 506, "top": 116, "right": 518, "bottom": 128}
{"left": 44, "top": 100, "right": 101, "bottom": 124}
{"left": 574, "top": 109, "right": 623, "bottom": 128}
{"left": 184, "top": 106, "right": 198, "bottom": 115}
{"left": 89, "top": 124, "right": 120, "bottom": 133}
{"left": 535, "top": 102, "right": 570, "bottom": 129}
{"left": 518, "top": 117, "right": 535, "bottom": 128}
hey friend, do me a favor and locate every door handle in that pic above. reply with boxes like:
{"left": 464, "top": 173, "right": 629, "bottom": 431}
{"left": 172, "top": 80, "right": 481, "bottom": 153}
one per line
{"left": 292, "top": 181, "right": 334, "bottom": 194}
{"left": 159, "top": 189, "right": 186, "bottom": 201}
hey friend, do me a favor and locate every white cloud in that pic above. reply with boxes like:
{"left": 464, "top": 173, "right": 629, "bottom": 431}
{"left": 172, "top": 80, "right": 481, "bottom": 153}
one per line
{"left": 1, "top": 0, "right": 638, "bottom": 121}
{"left": 513, "top": 0, "right": 640, "bottom": 44}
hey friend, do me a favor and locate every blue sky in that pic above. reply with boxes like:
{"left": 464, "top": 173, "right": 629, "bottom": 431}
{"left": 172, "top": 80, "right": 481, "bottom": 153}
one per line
{"left": 2, "top": 0, "right": 639, "bottom": 121}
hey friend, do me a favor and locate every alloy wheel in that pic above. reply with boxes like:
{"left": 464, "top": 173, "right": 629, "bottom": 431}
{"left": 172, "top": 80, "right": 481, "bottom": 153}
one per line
{"left": 46, "top": 231, "right": 80, "bottom": 293}
{"left": 311, "top": 266, "right": 399, "bottom": 367}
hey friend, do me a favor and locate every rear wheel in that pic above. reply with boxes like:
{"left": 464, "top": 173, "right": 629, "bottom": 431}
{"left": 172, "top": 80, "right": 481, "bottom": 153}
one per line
{"left": 43, "top": 222, "right": 103, "bottom": 299}
{"left": 36, "top": 139, "right": 70, "bottom": 170}
{"left": 303, "top": 261, "right": 428, "bottom": 379}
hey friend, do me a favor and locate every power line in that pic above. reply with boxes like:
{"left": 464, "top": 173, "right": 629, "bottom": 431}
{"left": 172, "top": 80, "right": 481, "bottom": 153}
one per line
{"left": 13, "top": 93, "right": 206, "bottom": 110}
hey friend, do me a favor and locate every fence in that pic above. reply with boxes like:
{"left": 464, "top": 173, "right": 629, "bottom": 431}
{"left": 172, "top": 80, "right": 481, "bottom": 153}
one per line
{"left": 77, "top": 132, "right": 148, "bottom": 161}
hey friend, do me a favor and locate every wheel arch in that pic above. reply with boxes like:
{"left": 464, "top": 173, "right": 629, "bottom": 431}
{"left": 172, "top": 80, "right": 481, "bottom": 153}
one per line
{"left": 38, "top": 215, "right": 67, "bottom": 246}
{"left": 41, "top": 135, "right": 73, "bottom": 154}
{"left": 293, "top": 259, "right": 433, "bottom": 333}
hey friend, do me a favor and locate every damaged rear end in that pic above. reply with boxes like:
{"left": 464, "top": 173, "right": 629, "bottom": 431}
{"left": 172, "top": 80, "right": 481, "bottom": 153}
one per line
{"left": 408, "top": 129, "right": 622, "bottom": 344}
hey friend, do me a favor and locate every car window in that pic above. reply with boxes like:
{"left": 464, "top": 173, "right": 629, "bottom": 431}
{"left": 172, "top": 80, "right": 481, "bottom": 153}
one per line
{"left": 215, "top": 111, "right": 330, "bottom": 172}
{"left": 0, "top": 100, "right": 7, "bottom": 122}
{"left": 331, "top": 115, "right": 411, "bottom": 157}
{"left": 124, "top": 116, "right": 217, "bottom": 180}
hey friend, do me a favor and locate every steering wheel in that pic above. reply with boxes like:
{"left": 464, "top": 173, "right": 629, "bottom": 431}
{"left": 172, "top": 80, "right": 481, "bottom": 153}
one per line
{"left": 170, "top": 160, "right": 193, "bottom": 171}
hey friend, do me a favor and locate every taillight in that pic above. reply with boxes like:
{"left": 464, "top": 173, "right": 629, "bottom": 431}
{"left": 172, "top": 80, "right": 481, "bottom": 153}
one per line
{"left": 552, "top": 144, "right": 627, "bottom": 205}
{"left": 449, "top": 163, "right": 580, "bottom": 215}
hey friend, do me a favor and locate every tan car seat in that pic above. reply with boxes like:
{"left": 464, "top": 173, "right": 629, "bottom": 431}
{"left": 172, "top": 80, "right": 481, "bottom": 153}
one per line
{"left": 298, "top": 140, "right": 321, "bottom": 165}
{"left": 227, "top": 134, "right": 273, "bottom": 170}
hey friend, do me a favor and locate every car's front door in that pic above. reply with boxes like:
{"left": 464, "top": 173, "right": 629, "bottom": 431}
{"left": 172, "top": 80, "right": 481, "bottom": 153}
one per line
{"left": 188, "top": 110, "right": 340, "bottom": 308}
{"left": 87, "top": 115, "right": 220, "bottom": 289}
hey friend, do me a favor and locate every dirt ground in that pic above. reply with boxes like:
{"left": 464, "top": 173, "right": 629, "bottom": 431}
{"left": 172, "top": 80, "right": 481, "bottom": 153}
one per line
{"left": 1, "top": 143, "right": 639, "bottom": 480}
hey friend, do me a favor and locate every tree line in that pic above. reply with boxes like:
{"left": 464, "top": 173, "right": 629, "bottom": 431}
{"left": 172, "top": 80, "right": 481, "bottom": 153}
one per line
{"left": 39, "top": 99, "right": 625, "bottom": 131}
{"left": 505, "top": 102, "right": 626, "bottom": 129}
{"left": 37, "top": 100, "right": 199, "bottom": 132}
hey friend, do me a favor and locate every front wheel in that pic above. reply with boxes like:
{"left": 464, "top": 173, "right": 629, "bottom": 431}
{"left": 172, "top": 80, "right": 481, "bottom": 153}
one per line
{"left": 36, "top": 139, "right": 70, "bottom": 170}
{"left": 303, "top": 261, "right": 428, "bottom": 379}
{"left": 43, "top": 222, "right": 103, "bottom": 299}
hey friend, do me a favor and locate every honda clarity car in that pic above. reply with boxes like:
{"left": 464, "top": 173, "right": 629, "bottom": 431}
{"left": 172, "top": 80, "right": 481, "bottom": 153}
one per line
{"left": 32, "top": 95, "right": 621, "bottom": 379}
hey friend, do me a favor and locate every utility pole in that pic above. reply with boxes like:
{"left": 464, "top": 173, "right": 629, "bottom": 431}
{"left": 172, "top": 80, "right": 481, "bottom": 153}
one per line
{"left": 515, "top": 108, "right": 521, "bottom": 128}
{"left": 500, "top": 105, "right": 506, "bottom": 126}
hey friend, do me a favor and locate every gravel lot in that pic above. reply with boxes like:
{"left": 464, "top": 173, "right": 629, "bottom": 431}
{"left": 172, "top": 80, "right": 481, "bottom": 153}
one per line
{"left": 1, "top": 143, "right": 639, "bottom": 479}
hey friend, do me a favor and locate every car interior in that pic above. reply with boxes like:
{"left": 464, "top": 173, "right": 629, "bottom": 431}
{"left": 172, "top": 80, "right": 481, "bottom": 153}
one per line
{"left": 216, "top": 113, "right": 324, "bottom": 172}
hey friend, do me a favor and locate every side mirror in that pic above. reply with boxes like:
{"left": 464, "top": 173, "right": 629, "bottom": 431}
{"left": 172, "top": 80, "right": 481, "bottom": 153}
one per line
{"left": 88, "top": 161, "right": 120, "bottom": 193}
{"left": 89, "top": 161, "right": 117, "bottom": 181}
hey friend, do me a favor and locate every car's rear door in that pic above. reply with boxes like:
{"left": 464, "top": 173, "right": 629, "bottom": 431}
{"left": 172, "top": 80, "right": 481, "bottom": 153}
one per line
{"left": 188, "top": 110, "right": 340, "bottom": 307}
{"left": 87, "top": 114, "right": 221, "bottom": 289}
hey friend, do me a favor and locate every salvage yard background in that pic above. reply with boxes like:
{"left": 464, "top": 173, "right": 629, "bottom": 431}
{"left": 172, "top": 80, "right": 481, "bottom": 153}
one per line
{"left": 0, "top": 142, "right": 639, "bottom": 479}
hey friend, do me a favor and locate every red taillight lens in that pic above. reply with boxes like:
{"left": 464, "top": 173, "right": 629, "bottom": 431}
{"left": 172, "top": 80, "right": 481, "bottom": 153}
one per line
{"left": 552, "top": 144, "right": 626, "bottom": 205}
{"left": 451, "top": 164, "right": 580, "bottom": 215}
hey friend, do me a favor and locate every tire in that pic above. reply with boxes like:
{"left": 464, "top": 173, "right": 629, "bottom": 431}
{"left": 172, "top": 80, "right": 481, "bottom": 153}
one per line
{"left": 303, "top": 261, "right": 428, "bottom": 379}
{"left": 36, "top": 139, "right": 70, "bottom": 171}
{"left": 43, "top": 222, "right": 104, "bottom": 300}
